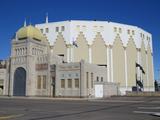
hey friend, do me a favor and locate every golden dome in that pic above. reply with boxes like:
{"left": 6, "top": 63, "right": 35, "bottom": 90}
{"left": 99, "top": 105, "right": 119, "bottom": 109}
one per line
{"left": 16, "top": 25, "right": 46, "bottom": 41}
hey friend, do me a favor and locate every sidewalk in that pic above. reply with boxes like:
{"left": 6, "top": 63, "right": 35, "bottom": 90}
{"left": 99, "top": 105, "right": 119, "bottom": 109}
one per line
{"left": 0, "top": 95, "right": 95, "bottom": 101}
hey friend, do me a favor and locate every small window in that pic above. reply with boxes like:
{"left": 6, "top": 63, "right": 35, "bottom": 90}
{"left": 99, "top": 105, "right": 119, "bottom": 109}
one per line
{"left": 76, "top": 25, "right": 80, "bottom": 31}
{"left": 61, "top": 79, "right": 65, "bottom": 88}
{"left": 127, "top": 29, "right": 130, "bottom": 34}
{"left": 86, "top": 72, "right": 89, "bottom": 88}
{"left": 56, "top": 27, "right": 59, "bottom": 32}
{"left": 61, "top": 74, "right": 64, "bottom": 77}
{"left": 68, "top": 79, "right": 72, "bottom": 88}
{"left": 61, "top": 26, "right": 65, "bottom": 31}
{"left": 101, "top": 77, "right": 103, "bottom": 82}
{"left": 40, "top": 29, "right": 43, "bottom": 33}
{"left": 82, "top": 25, "right": 86, "bottom": 31}
{"left": 97, "top": 76, "right": 99, "bottom": 82}
{"left": 132, "top": 30, "right": 135, "bottom": 35}
{"left": 75, "top": 79, "right": 79, "bottom": 88}
{"left": 91, "top": 73, "right": 93, "bottom": 88}
{"left": 119, "top": 28, "right": 122, "bottom": 33}
{"left": 0, "top": 79, "right": 4, "bottom": 86}
{"left": 75, "top": 73, "right": 79, "bottom": 77}
{"left": 43, "top": 75, "right": 46, "bottom": 89}
{"left": 37, "top": 75, "right": 41, "bottom": 89}
{"left": 46, "top": 28, "right": 49, "bottom": 33}
{"left": 100, "top": 26, "right": 104, "bottom": 31}
{"left": 114, "top": 27, "right": 117, "bottom": 32}
{"left": 68, "top": 74, "right": 71, "bottom": 77}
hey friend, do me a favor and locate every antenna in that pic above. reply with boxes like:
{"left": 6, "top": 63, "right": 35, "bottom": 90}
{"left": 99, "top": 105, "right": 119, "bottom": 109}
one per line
{"left": 46, "top": 13, "right": 48, "bottom": 23}
{"left": 24, "top": 18, "right": 27, "bottom": 27}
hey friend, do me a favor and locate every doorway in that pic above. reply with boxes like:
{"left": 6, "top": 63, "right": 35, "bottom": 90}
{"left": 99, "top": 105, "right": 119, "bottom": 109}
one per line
{"left": 95, "top": 84, "right": 103, "bottom": 98}
{"left": 13, "top": 67, "right": 26, "bottom": 96}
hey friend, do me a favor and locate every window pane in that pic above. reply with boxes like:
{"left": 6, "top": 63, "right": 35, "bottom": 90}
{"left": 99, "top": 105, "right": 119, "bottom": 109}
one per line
{"left": 75, "top": 79, "right": 79, "bottom": 88}
{"left": 127, "top": 30, "right": 130, "bottom": 34}
{"left": 68, "top": 79, "right": 72, "bottom": 88}
{"left": 0, "top": 79, "right": 4, "bottom": 86}
{"left": 91, "top": 73, "right": 93, "bottom": 88}
{"left": 114, "top": 27, "right": 117, "bottom": 32}
{"left": 61, "top": 79, "right": 65, "bottom": 88}
{"left": 37, "top": 75, "right": 41, "bottom": 89}
{"left": 101, "top": 77, "right": 103, "bottom": 82}
{"left": 40, "top": 29, "right": 43, "bottom": 33}
{"left": 61, "top": 26, "right": 65, "bottom": 31}
{"left": 56, "top": 27, "right": 59, "bottom": 32}
{"left": 119, "top": 28, "right": 122, "bottom": 33}
{"left": 86, "top": 72, "right": 89, "bottom": 88}
{"left": 43, "top": 75, "right": 46, "bottom": 89}
{"left": 46, "top": 28, "right": 49, "bottom": 33}
{"left": 97, "top": 76, "right": 99, "bottom": 82}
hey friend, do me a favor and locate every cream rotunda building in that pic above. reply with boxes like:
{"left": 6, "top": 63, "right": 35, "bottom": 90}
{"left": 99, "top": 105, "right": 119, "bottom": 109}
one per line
{"left": 0, "top": 18, "right": 154, "bottom": 98}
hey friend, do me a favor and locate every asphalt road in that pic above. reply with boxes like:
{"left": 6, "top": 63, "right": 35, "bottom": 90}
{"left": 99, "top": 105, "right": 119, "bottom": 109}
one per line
{"left": 0, "top": 97, "right": 160, "bottom": 120}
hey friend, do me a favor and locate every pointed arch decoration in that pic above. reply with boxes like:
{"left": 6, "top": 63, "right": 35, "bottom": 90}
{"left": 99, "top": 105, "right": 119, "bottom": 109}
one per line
{"left": 147, "top": 45, "right": 154, "bottom": 89}
{"left": 112, "top": 34, "right": 125, "bottom": 86}
{"left": 126, "top": 37, "right": 137, "bottom": 88}
{"left": 141, "top": 40, "right": 147, "bottom": 88}
{"left": 91, "top": 32, "right": 107, "bottom": 65}
{"left": 52, "top": 32, "right": 67, "bottom": 61}
{"left": 73, "top": 32, "right": 89, "bottom": 62}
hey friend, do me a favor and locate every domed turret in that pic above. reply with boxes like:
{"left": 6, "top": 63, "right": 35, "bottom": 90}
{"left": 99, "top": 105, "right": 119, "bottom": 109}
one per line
{"left": 16, "top": 25, "right": 46, "bottom": 41}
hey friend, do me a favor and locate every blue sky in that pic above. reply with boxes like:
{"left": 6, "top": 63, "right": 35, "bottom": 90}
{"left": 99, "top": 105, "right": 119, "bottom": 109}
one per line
{"left": 0, "top": 0, "right": 160, "bottom": 81}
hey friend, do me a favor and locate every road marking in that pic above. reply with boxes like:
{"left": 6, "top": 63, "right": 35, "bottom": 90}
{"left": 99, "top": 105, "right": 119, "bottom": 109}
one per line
{"left": 133, "top": 111, "right": 160, "bottom": 117}
{"left": 0, "top": 114, "right": 24, "bottom": 120}
{"left": 89, "top": 100, "right": 144, "bottom": 103}
{"left": 138, "top": 107, "right": 160, "bottom": 110}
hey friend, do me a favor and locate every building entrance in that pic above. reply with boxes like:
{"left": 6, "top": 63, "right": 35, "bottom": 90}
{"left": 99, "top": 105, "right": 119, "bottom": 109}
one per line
{"left": 13, "top": 67, "right": 26, "bottom": 96}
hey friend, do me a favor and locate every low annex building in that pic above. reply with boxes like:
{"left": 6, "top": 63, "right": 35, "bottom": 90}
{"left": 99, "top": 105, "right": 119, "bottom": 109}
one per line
{"left": 0, "top": 19, "right": 154, "bottom": 98}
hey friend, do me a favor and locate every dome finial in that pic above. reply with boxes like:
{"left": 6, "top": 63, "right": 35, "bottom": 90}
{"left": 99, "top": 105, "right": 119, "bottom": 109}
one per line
{"left": 45, "top": 12, "right": 48, "bottom": 23}
{"left": 24, "top": 18, "right": 27, "bottom": 27}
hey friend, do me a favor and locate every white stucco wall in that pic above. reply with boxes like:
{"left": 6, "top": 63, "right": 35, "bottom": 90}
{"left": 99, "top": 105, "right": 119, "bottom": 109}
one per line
{"left": 35, "top": 20, "right": 153, "bottom": 52}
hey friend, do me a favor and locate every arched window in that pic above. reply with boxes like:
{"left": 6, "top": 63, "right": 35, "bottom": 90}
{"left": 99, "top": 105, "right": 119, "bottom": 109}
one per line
{"left": 15, "top": 49, "right": 17, "bottom": 55}
{"left": 13, "top": 67, "right": 26, "bottom": 96}
{"left": 20, "top": 48, "right": 22, "bottom": 55}
{"left": 32, "top": 48, "right": 34, "bottom": 55}
{"left": 17, "top": 49, "right": 19, "bottom": 56}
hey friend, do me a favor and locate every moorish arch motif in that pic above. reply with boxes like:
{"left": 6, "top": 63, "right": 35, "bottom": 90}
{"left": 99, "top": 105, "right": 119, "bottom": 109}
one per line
{"left": 147, "top": 45, "right": 154, "bottom": 89}
{"left": 74, "top": 32, "right": 89, "bottom": 62}
{"left": 91, "top": 32, "right": 107, "bottom": 65}
{"left": 13, "top": 67, "right": 26, "bottom": 96}
{"left": 126, "top": 37, "right": 137, "bottom": 87}
{"left": 112, "top": 35, "right": 125, "bottom": 86}
{"left": 52, "top": 32, "right": 67, "bottom": 61}
{"left": 141, "top": 40, "right": 147, "bottom": 87}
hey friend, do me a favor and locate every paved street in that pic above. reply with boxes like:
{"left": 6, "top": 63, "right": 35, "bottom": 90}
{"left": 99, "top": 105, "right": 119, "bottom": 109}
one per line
{"left": 0, "top": 97, "right": 160, "bottom": 120}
